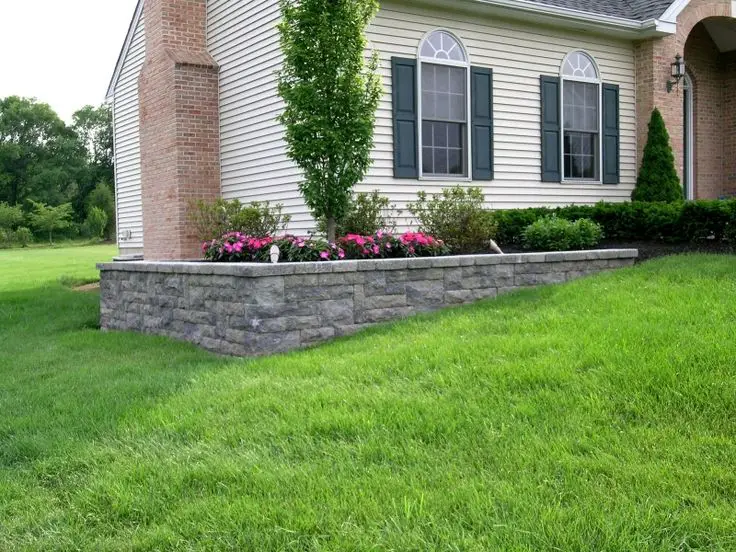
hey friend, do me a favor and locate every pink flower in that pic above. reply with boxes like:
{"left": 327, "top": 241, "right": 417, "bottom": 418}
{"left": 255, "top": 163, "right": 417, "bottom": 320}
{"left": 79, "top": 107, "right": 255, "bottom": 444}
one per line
{"left": 320, "top": 251, "right": 330, "bottom": 260}
{"left": 385, "top": 242, "right": 392, "bottom": 250}
{"left": 338, "top": 249, "right": 345, "bottom": 259}
{"left": 372, "top": 245, "right": 380, "bottom": 255}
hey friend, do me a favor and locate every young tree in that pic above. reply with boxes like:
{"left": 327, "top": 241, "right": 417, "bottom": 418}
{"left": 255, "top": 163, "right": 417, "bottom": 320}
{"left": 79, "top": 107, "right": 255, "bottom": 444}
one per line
{"left": 86, "top": 181, "right": 116, "bottom": 239}
{"left": 632, "top": 108, "right": 683, "bottom": 202}
{"left": 28, "top": 200, "right": 73, "bottom": 244}
{"left": 0, "top": 202, "right": 24, "bottom": 230}
{"left": 277, "top": 0, "right": 382, "bottom": 241}
{"left": 84, "top": 207, "right": 108, "bottom": 240}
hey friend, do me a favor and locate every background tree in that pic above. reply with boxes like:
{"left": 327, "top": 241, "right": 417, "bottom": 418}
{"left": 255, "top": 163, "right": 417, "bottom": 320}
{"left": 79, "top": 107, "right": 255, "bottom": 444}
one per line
{"left": 0, "top": 96, "right": 86, "bottom": 207}
{"left": 72, "top": 105, "right": 115, "bottom": 219}
{"left": 277, "top": 0, "right": 382, "bottom": 241}
{"left": 28, "top": 200, "right": 73, "bottom": 244}
{"left": 632, "top": 108, "right": 683, "bottom": 202}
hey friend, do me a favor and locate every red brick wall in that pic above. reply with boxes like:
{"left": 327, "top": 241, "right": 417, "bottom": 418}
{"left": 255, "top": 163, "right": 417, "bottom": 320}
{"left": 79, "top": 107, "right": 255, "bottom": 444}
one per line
{"left": 139, "top": 0, "right": 221, "bottom": 260}
{"left": 634, "top": 0, "right": 733, "bottom": 200}
{"left": 723, "top": 51, "right": 736, "bottom": 196}
{"left": 685, "top": 22, "right": 724, "bottom": 198}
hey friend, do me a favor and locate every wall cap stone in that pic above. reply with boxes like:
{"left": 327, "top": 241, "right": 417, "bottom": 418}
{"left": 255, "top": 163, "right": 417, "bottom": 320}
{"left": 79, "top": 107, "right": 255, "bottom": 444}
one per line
{"left": 98, "top": 249, "right": 639, "bottom": 277}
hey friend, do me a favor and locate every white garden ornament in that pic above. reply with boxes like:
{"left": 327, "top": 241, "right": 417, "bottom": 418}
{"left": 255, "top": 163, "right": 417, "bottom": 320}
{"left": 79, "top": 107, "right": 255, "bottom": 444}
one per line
{"left": 270, "top": 245, "right": 281, "bottom": 264}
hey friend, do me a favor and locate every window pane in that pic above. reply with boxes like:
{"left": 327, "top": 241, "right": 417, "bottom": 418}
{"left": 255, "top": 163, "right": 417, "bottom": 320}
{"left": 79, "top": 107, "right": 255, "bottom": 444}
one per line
{"left": 563, "top": 81, "right": 598, "bottom": 132}
{"left": 434, "top": 122, "right": 448, "bottom": 147}
{"left": 422, "top": 121, "right": 466, "bottom": 176}
{"left": 447, "top": 124, "right": 462, "bottom": 148}
{"left": 422, "top": 147, "right": 433, "bottom": 174}
{"left": 435, "top": 149, "right": 448, "bottom": 175}
{"left": 420, "top": 31, "right": 467, "bottom": 62}
{"left": 448, "top": 149, "right": 462, "bottom": 175}
{"left": 421, "top": 64, "right": 466, "bottom": 123}
{"left": 562, "top": 51, "right": 598, "bottom": 79}
{"left": 564, "top": 131, "right": 598, "bottom": 180}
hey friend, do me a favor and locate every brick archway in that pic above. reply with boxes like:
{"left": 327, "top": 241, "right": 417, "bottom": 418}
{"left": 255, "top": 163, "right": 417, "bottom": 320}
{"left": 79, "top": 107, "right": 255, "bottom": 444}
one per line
{"left": 634, "top": 0, "right": 735, "bottom": 199}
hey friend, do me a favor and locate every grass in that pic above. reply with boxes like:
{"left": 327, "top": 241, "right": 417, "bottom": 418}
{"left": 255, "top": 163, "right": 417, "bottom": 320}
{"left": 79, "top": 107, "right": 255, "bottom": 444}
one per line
{"left": 0, "top": 246, "right": 735, "bottom": 551}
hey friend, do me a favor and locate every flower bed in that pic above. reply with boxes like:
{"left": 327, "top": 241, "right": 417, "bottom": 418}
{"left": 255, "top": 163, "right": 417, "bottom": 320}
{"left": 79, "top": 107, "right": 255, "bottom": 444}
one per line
{"left": 202, "top": 231, "right": 450, "bottom": 263}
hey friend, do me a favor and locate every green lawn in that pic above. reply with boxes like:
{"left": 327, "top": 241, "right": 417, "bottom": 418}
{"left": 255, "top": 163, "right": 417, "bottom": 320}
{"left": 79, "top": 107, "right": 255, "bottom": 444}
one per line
{"left": 0, "top": 247, "right": 735, "bottom": 551}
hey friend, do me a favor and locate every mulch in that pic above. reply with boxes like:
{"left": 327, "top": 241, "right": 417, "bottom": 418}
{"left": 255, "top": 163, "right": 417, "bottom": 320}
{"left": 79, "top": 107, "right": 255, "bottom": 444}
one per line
{"left": 497, "top": 241, "right": 735, "bottom": 263}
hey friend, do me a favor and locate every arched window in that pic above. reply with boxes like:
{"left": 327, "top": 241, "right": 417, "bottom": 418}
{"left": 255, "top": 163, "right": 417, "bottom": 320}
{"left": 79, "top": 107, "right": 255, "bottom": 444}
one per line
{"left": 561, "top": 51, "right": 601, "bottom": 180}
{"left": 418, "top": 31, "right": 470, "bottom": 177}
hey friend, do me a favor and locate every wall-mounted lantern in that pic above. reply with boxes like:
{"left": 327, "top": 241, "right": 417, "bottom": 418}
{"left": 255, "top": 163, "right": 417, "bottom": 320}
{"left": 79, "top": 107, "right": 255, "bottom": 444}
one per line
{"left": 667, "top": 54, "right": 686, "bottom": 93}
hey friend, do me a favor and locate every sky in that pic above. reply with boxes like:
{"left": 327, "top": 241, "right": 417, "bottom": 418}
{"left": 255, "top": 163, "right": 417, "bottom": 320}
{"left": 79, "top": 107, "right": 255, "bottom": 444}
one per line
{"left": 0, "top": 0, "right": 140, "bottom": 123}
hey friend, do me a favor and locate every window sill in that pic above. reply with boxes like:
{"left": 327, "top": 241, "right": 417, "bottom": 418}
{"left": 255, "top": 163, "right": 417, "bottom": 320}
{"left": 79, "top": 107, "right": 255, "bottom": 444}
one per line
{"left": 418, "top": 175, "right": 472, "bottom": 182}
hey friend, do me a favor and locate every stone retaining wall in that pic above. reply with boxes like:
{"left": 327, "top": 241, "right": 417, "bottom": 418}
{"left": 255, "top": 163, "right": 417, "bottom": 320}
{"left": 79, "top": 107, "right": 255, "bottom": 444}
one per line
{"left": 98, "top": 250, "right": 637, "bottom": 356}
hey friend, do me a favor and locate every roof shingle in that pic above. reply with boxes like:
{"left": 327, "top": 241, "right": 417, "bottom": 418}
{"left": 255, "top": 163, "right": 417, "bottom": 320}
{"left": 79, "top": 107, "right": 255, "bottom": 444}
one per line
{"left": 521, "top": 0, "right": 675, "bottom": 21}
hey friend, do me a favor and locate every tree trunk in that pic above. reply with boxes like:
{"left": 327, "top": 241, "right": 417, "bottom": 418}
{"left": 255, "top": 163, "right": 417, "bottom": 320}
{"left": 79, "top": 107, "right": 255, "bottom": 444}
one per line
{"left": 49, "top": 229, "right": 53, "bottom": 245}
{"left": 326, "top": 216, "right": 337, "bottom": 243}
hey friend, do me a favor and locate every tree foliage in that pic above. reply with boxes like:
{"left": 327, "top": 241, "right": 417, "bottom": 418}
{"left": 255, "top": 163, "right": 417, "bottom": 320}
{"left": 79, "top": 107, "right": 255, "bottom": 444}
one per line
{"left": 0, "top": 202, "right": 24, "bottom": 230}
{"left": 72, "top": 105, "right": 115, "bottom": 219}
{"left": 28, "top": 200, "right": 74, "bottom": 244}
{"left": 277, "top": 0, "right": 382, "bottom": 241}
{"left": 0, "top": 96, "right": 86, "bottom": 207}
{"left": 632, "top": 108, "right": 683, "bottom": 202}
{"left": 0, "top": 97, "right": 115, "bottom": 237}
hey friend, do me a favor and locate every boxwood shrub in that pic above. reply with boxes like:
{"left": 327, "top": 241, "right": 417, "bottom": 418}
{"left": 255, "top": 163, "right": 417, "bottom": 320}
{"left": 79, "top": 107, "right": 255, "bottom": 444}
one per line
{"left": 522, "top": 217, "right": 603, "bottom": 251}
{"left": 495, "top": 200, "right": 736, "bottom": 246}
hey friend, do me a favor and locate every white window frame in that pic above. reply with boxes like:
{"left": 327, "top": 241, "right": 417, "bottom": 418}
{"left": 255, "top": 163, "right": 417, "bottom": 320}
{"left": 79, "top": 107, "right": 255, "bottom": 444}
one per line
{"left": 560, "top": 50, "right": 603, "bottom": 184}
{"left": 417, "top": 29, "right": 472, "bottom": 182}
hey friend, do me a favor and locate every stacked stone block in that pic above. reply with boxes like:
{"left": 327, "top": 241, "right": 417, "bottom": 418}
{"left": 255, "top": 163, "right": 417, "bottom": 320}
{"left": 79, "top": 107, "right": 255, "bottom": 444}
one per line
{"left": 99, "top": 250, "right": 638, "bottom": 357}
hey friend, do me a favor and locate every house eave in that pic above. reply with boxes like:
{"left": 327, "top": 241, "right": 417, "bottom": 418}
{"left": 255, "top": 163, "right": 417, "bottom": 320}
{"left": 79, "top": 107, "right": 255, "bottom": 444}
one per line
{"left": 411, "top": 0, "right": 678, "bottom": 39}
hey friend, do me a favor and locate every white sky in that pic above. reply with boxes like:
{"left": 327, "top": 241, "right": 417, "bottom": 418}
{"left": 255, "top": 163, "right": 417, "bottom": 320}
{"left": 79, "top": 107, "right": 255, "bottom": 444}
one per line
{"left": 0, "top": 0, "right": 140, "bottom": 122}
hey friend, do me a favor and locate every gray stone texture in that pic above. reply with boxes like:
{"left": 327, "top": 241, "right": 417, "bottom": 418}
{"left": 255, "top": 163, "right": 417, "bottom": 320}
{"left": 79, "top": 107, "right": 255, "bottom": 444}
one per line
{"left": 99, "top": 250, "right": 637, "bottom": 356}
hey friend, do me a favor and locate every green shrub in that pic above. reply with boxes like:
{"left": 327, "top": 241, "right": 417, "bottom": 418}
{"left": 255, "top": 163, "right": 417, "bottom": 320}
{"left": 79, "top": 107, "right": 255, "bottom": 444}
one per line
{"left": 522, "top": 216, "right": 603, "bottom": 251}
{"left": 408, "top": 186, "right": 498, "bottom": 253}
{"left": 494, "top": 200, "right": 736, "bottom": 246}
{"left": 0, "top": 202, "right": 24, "bottom": 231}
{"left": 189, "top": 199, "right": 291, "bottom": 242}
{"left": 318, "top": 190, "right": 399, "bottom": 236}
{"left": 84, "top": 207, "right": 108, "bottom": 240}
{"left": 632, "top": 109, "right": 682, "bottom": 202}
{"left": 0, "top": 228, "right": 11, "bottom": 249}
{"left": 13, "top": 227, "right": 33, "bottom": 248}
{"left": 86, "top": 182, "right": 116, "bottom": 239}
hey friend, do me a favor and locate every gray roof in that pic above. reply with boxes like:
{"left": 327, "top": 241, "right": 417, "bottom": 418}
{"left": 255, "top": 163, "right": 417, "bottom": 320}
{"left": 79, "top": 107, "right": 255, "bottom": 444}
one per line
{"left": 522, "top": 0, "right": 675, "bottom": 21}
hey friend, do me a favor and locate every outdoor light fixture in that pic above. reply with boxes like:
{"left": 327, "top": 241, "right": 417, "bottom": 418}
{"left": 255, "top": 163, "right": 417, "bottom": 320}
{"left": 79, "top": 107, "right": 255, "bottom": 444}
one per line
{"left": 667, "top": 54, "right": 686, "bottom": 93}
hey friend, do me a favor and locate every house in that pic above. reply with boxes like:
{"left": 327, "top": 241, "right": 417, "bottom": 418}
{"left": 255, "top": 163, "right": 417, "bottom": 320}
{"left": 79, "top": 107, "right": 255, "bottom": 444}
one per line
{"left": 107, "top": 0, "right": 736, "bottom": 260}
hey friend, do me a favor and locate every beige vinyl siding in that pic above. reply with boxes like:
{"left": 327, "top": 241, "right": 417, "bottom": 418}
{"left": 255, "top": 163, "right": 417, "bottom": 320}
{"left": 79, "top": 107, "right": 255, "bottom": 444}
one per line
{"left": 112, "top": 12, "right": 145, "bottom": 251}
{"left": 208, "top": 0, "right": 312, "bottom": 234}
{"left": 208, "top": 0, "right": 637, "bottom": 232}
{"left": 363, "top": 1, "right": 637, "bottom": 220}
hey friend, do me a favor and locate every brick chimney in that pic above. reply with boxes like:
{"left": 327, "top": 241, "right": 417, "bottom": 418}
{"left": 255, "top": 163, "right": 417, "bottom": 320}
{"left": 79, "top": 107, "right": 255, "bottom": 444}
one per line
{"left": 139, "top": 0, "right": 221, "bottom": 260}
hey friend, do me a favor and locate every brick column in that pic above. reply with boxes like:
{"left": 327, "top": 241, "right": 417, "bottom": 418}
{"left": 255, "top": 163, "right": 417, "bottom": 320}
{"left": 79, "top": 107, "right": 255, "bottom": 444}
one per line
{"left": 139, "top": 0, "right": 221, "bottom": 260}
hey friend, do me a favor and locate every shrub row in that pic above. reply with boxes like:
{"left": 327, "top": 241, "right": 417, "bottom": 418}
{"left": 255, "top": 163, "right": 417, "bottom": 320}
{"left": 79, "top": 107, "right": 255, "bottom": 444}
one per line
{"left": 494, "top": 200, "right": 736, "bottom": 246}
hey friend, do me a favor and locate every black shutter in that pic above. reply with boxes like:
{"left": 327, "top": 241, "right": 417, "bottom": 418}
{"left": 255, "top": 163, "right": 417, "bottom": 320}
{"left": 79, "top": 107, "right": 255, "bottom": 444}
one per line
{"left": 540, "top": 76, "right": 561, "bottom": 182}
{"left": 602, "top": 83, "right": 620, "bottom": 184}
{"left": 391, "top": 57, "right": 418, "bottom": 179}
{"left": 471, "top": 67, "right": 494, "bottom": 180}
